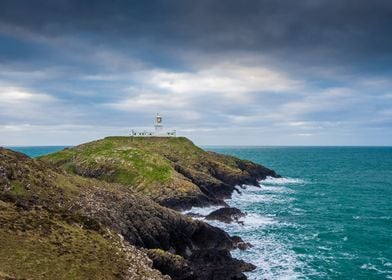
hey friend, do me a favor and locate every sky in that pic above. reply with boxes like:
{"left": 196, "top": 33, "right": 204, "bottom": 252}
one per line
{"left": 1, "top": 0, "right": 392, "bottom": 146}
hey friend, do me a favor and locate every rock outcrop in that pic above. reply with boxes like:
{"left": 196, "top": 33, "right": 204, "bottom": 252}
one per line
{"left": 40, "top": 137, "right": 277, "bottom": 210}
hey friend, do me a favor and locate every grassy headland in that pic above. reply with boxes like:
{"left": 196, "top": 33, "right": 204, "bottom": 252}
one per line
{"left": 41, "top": 136, "right": 276, "bottom": 209}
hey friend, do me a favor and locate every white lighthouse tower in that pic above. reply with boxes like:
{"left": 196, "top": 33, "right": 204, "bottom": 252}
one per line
{"left": 155, "top": 113, "right": 163, "bottom": 134}
{"left": 131, "top": 113, "right": 176, "bottom": 137}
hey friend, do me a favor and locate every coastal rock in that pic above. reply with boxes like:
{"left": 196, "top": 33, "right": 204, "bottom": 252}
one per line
{"left": 231, "top": 236, "right": 253, "bottom": 250}
{"left": 146, "top": 249, "right": 195, "bottom": 280}
{"left": 189, "top": 249, "right": 256, "bottom": 280}
{"left": 71, "top": 179, "right": 251, "bottom": 279}
{"left": 206, "top": 207, "right": 246, "bottom": 224}
{"left": 184, "top": 212, "right": 205, "bottom": 218}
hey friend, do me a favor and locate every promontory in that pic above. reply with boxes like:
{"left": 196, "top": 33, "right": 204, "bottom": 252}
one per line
{"left": 0, "top": 136, "right": 277, "bottom": 280}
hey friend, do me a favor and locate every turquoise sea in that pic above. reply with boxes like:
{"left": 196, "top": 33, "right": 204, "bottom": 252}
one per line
{"left": 7, "top": 146, "right": 69, "bottom": 158}
{"left": 192, "top": 147, "right": 392, "bottom": 279}
{"left": 8, "top": 146, "right": 392, "bottom": 279}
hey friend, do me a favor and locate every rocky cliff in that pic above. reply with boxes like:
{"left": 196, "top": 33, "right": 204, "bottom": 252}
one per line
{"left": 1, "top": 137, "right": 277, "bottom": 279}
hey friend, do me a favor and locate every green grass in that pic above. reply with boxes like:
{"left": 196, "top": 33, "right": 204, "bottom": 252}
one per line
{"left": 39, "top": 136, "right": 253, "bottom": 202}
{"left": 42, "top": 148, "right": 76, "bottom": 162}
{"left": 40, "top": 137, "right": 179, "bottom": 193}
{"left": 0, "top": 202, "right": 130, "bottom": 280}
{"left": 10, "top": 181, "right": 26, "bottom": 196}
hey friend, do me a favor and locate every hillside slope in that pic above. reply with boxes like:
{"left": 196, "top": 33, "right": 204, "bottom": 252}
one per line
{"left": 41, "top": 137, "right": 277, "bottom": 209}
{"left": 0, "top": 147, "right": 253, "bottom": 280}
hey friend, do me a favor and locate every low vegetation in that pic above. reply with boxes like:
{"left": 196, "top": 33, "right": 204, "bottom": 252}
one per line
{"left": 41, "top": 137, "right": 276, "bottom": 208}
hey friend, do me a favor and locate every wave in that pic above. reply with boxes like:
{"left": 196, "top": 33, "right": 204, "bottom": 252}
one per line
{"left": 235, "top": 235, "right": 313, "bottom": 280}
{"left": 258, "top": 184, "right": 295, "bottom": 193}
{"left": 229, "top": 189, "right": 277, "bottom": 204}
{"left": 224, "top": 184, "right": 295, "bottom": 210}
{"left": 205, "top": 213, "right": 276, "bottom": 233}
{"left": 260, "top": 176, "right": 306, "bottom": 185}
{"left": 182, "top": 205, "right": 223, "bottom": 216}
{"left": 352, "top": 215, "right": 392, "bottom": 221}
{"left": 360, "top": 262, "right": 392, "bottom": 276}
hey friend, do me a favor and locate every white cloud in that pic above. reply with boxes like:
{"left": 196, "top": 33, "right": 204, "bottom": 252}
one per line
{"left": 0, "top": 85, "right": 58, "bottom": 121}
{"left": 0, "top": 86, "right": 55, "bottom": 104}
{"left": 148, "top": 63, "right": 301, "bottom": 94}
{"left": 265, "top": 87, "right": 358, "bottom": 121}
{"left": 107, "top": 63, "right": 303, "bottom": 121}
{"left": 0, "top": 85, "right": 81, "bottom": 124}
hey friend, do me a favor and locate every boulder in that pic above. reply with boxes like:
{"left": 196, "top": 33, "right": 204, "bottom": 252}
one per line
{"left": 206, "top": 207, "right": 246, "bottom": 224}
{"left": 231, "top": 236, "right": 253, "bottom": 250}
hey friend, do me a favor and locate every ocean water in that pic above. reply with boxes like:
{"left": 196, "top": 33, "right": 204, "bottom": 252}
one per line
{"left": 8, "top": 146, "right": 392, "bottom": 279}
{"left": 6, "top": 146, "right": 69, "bottom": 158}
{"left": 196, "top": 146, "right": 392, "bottom": 280}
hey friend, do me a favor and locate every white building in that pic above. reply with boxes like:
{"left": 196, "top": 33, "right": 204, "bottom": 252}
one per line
{"left": 131, "top": 114, "right": 176, "bottom": 137}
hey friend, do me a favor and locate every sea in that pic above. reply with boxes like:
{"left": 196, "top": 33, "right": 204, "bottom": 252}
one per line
{"left": 7, "top": 146, "right": 392, "bottom": 280}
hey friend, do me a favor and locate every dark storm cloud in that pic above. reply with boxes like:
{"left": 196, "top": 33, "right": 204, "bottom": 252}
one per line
{"left": 1, "top": 0, "right": 392, "bottom": 69}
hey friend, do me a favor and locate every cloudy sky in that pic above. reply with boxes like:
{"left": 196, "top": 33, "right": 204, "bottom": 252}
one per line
{"left": 1, "top": 0, "right": 392, "bottom": 146}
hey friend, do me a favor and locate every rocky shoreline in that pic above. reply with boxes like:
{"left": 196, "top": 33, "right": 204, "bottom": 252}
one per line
{"left": 0, "top": 137, "right": 278, "bottom": 279}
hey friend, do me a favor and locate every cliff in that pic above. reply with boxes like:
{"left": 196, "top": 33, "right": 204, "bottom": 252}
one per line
{"left": 0, "top": 146, "right": 258, "bottom": 280}
{"left": 40, "top": 137, "right": 277, "bottom": 210}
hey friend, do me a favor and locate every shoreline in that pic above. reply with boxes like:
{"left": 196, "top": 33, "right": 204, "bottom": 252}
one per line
{"left": 182, "top": 176, "right": 305, "bottom": 279}
{"left": 181, "top": 183, "right": 267, "bottom": 279}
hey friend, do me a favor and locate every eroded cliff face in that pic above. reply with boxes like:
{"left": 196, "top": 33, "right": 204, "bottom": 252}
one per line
{"left": 0, "top": 147, "right": 255, "bottom": 280}
{"left": 40, "top": 137, "right": 277, "bottom": 210}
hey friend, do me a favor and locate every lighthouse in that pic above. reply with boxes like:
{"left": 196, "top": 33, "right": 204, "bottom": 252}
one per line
{"left": 155, "top": 113, "right": 163, "bottom": 133}
{"left": 131, "top": 113, "right": 176, "bottom": 137}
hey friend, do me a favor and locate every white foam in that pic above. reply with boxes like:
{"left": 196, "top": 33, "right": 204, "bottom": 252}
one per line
{"left": 244, "top": 213, "right": 275, "bottom": 226}
{"left": 228, "top": 190, "right": 275, "bottom": 204}
{"left": 235, "top": 236, "right": 313, "bottom": 280}
{"left": 204, "top": 212, "right": 276, "bottom": 233}
{"left": 260, "top": 176, "right": 306, "bottom": 185}
{"left": 227, "top": 184, "right": 296, "bottom": 208}
{"left": 258, "top": 184, "right": 294, "bottom": 193}
{"left": 352, "top": 215, "right": 392, "bottom": 221}
{"left": 318, "top": 246, "right": 332, "bottom": 251}
{"left": 360, "top": 263, "right": 381, "bottom": 272}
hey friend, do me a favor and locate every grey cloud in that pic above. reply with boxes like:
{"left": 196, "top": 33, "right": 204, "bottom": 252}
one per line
{"left": 1, "top": 0, "right": 392, "bottom": 70}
